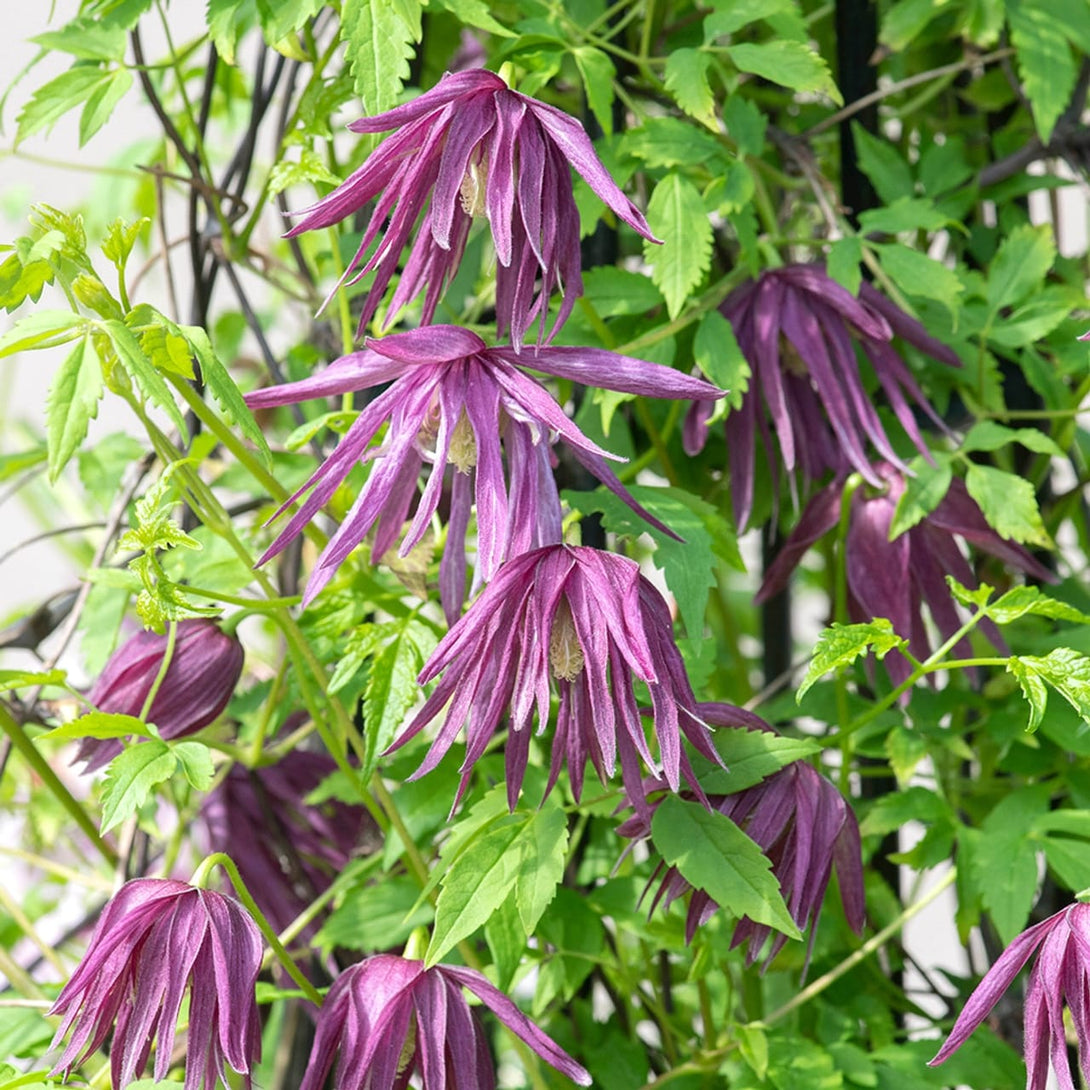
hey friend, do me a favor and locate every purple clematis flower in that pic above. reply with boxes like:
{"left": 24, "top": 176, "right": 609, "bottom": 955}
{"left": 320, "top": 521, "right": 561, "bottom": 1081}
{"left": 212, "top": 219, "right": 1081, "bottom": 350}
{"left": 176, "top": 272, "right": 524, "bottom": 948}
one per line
{"left": 386, "top": 544, "right": 721, "bottom": 811}
{"left": 684, "top": 265, "right": 961, "bottom": 528}
{"left": 619, "top": 704, "right": 864, "bottom": 967}
{"left": 930, "top": 900, "right": 1090, "bottom": 1090}
{"left": 757, "top": 462, "right": 1054, "bottom": 690}
{"left": 76, "top": 619, "right": 244, "bottom": 773}
{"left": 285, "top": 67, "right": 658, "bottom": 348}
{"left": 49, "top": 879, "right": 262, "bottom": 1090}
{"left": 201, "top": 750, "right": 376, "bottom": 938}
{"left": 246, "top": 325, "right": 722, "bottom": 620}
{"left": 299, "top": 954, "right": 591, "bottom": 1090}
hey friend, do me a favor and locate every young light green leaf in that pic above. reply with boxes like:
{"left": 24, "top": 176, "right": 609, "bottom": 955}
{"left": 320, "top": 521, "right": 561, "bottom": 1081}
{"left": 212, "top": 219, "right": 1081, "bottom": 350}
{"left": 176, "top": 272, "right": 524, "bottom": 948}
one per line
{"left": 341, "top": 0, "right": 421, "bottom": 115}
{"left": 268, "top": 149, "right": 341, "bottom": 196}
{"left": 206, "top": 0, "right": 255, "bottom": 65}
{"left": 727, "top": 41, "right": 842, "bottom": 104}
{"left": 0, "top": 310, "right": 84, "bottom": 357}
{"left": 652, "top": 796, "right": 801, "bottom": 938}
{"left": 572, "top": 46, "right": 615, "bottom": 136}
{"left": 986, "top": 586, "right": 1090, "bottom": 626}
{"left": 430, "top": 0, "right": 515, "bottom": 35}
{"left": 514, "top": 802, "right": 569, "bottom": 935}
{"left": 46, "top": 332, "right": 103, "bottom": 482}
{"left": 986, "top": 223, "right": 1056, "bottom": 314}
{"left": 100, "top": 319, "right": 188, "bottom": 439}
{"left": 101, "top": 217, "right": 150, "bottom": 272}
{"left": 965, "top": 464, "right": 1051, "bottom": 547}
{"left": 798, "top": 620, "right": 906, "bottom": 702}
{"left": 32, "top": 18, "right": 128, "bottom": 61}
{"left": 100, "top": 739, "right": 176, "bottom": 833}
{"left": 693, "top": 309, "right": 749, "bottom": 410}
{"left": 172, "top": 741, "right": 215, "bottom": 791}
{"left": 664, "top": 47, "right": 716, "bottom": 129}
{"left": 16, "top": 67, "right": 119, "bottom": 145}
{"left": 255, "top": 0, "right": 323, "bottom": 42}
{"left": 79, "top": 67, "right": 132, "bottom": 147}
{"left": 644, "top": 173, "right": 712, "bottom": 320}
{"left": 43, "top": 712, "right": 151, "bottom": 743}
{"left": 889, "top": 454, "right": 953, "bottom": 538}
{"left": 961, "top": 419, "right": 1063, "bottom": 459}
{"left": 1008, "top": 648, "right": 1090, "bottom": 733}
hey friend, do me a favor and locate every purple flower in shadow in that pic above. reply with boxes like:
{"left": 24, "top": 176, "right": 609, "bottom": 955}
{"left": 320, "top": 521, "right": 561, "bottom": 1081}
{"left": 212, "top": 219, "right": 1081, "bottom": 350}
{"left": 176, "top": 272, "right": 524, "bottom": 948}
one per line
{"left": 246, "top": 325, "right": 722, "bottom": 620}
{"left": 756, "top": 462, "right": 1054, "bottom": 690}
{"left": 49, "top": 879, "right": 262, "bottom": 1090}
{"left": 684, "top": 265, "right": 961, "bottom": 528}
{"left": 77, "top": 619, "right": 244, "bottom": 773}
{"left": 286, "top": 68, "right": 658, "bottom": 348}
{"left": 930, "top": 900, "right": 1090, "bottom": 1090}
{"left": 200, "top": 749, "right": 377, "bottom": 939}
{"left": 386, "top": 544, "right": 721, "bottom": 812}
{"left": 619, "top": 704, "right": 864, "bottom": 968}
{"left": 299, "top": 954, "right": 591, "bottom": 1090}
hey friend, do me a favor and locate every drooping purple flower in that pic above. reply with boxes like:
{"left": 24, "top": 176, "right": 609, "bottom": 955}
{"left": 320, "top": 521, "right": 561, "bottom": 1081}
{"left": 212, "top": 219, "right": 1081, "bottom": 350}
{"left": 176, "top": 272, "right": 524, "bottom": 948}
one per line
{"left": 49, "top": 879, "right": 262, "bottom": 1090}
{"left": 386, "top": 544, "right": 721, "bottom": 811}
{"left": 200, "top": 750, "right": 376, "bottom": 938}
{"left": 76, "top": 619, "right": 244, "bottom": 772}
{"left": 246, "top": 325, "right": 722, "bottom": 619}
{"left": 930, "top": 900, "right": 1090, "bottom": 1090}
{"left": 299, "top": 954, "right": 591, "bottom": 1090}
{"left": 683, "top": 265, "right": 961, "bottom": 528}
{"left": 286, "top": 68, "right": 659, "bottom": 348}
{"left": 756, "top": 462, "right": 1054, "bottom": 690}
{"left": 619, "top": 704, "right": 864, "bottom": 967}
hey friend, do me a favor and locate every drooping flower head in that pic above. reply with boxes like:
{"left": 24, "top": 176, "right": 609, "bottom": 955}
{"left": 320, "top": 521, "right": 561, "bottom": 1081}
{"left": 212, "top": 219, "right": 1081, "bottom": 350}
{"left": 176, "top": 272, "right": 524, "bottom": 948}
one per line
{"left": 386, "top": 544, "right": 721, "bottom": 812}
{"left": 286, "top": 68, "right": 659, "bottom": 348}
{"left": 930, "top": 900, "right": 1090, "bottom": 1090}
{"left": 247, "top": 326, "right": 722, "bottom": 620}
{"left": 619, "top": 704, "right": 864, "bottom": 967}
{"left": 76, "top": 619, "right": 244, "bottom": 772}
{"left": 49, "top": 879, "right": 262, "bottom": 1090}
{"left": 200, "top": 749, "right": 376, "bottom": 938}
{"left": 299, "top": 954, "right": 591, "bottom": 1090}
{"left": 683, "top": 264, "right": 961, "bottom": 528}
{"left": 756, "top": 462, "right": 1054, "bottom": 690}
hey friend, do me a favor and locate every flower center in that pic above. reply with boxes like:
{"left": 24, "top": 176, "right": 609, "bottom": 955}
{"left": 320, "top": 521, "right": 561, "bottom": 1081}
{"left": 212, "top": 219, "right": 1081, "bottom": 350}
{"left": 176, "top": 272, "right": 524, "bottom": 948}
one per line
{"left": 449, "top": 411, "right": 477, "bottom": 473}
{"left": 549, "top": 598, "right": 584, "bottom": 681}
{"left": 459, "top": 154, "right": 489, "bottom": 218}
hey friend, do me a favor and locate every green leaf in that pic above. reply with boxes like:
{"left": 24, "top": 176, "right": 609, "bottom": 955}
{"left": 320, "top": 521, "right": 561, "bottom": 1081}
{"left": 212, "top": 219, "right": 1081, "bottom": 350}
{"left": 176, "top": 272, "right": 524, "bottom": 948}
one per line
{"left": 698, "top": 728, "right": 821, "bottom": 794}
{"left": 430, "top": 0, "right": 514, "bottom": 35}
{"left": 964, "top": 463, "right": 1051, "bottom": 547}
{"left": 652, "top": 796, "right": 801, "bottom": 938}
{"left": 644, "top": 173, "right": 712, "bottom": 320}
{"left": 888, "top": 454, "right": 953, "bottom": 538}
{"left": 206, "top": 0, "right": 257, "bottom": 65}
{"left": 268, "top": 148, "right": 341, "bottom": 196}
{"left": 664, "top": 48, "right": 716, "bottom": 129}
{"left": 0, "top": 310, "right": 84, "bottom": 357}
{"left": 100, "top": 319, "right": 188, "bottom": 439}
{"left": 514, "top": 802, "right": 569, "bottom": 935}
{"left": 16, "top": 66, "right": 121, "bottom": 145}
{"left": 43, "top": 711, "right": 150, "bottom": 742}
{"left": 426, "top": 816, "right": 526, "bottom": 966}
{"left": 46, "top": 332, "right": 103, "bottom": 482}
{"left": 255, "top": 0, "right": 323, "bottom": 42}
{"left": 102, "top": 217, "right": 149, "bottom": 272}
{"left": 798, "top": 620, "right": 907, "bottom": 702}
{"left": 881, "top": 0, "right": 943, "bottom": 48}
{"left": 705, "top": 0, "right": 798, "bottom": 37}
{"left": 572, "top": 46, "right": 615, "bottom": 136}
{"left": 1008, "top": 0, "right": 1076, "bottom": 142}
{"left": 988, "top": 289, "right": 1078, "bottom": 347}
{"left": 961, "top": 419, "right": 1063, "bottom": 458}
{"left": 341, "top": 0, "right": 421, "bottom": 115}
{"left": 986, "top": 585, "right": 1090, "bottom": 626}
{"left": 182, "top": 324, "right": 272, "bottom": 467}
{"left": 826, "top": 236, "right": 862, "bottom": 295}
{"left": 32, "top": 18, "right": 128, "bottom": 60}
{"left": 857, "top": 197, "right": 949, "bottom": 235}
{"left": 693, "top": 309, "right": 749, "bottom": 411}
{"left": 850, "top": 123, "right": 914, "bottom": 204}
{"left": 727, "top": 41, "right": 842, "bottom": 104}
{"left": 622, "top": 117, "right": 726, "bottom": 169}
{"left": 100, "top": 740, "right": 177, "bottom": 833}
{"left": 79, "top": 67, "right": 132, "bottom": 146}
{"left": 318, "top": 873, "right": 433, "bottom": 951}
{"left": 581, "top": 267, "right": 664, "bottom": 317}
{"left": 723, "top": 95, "right": 766, "bottom": 157}
{"left": 1008, "top": 648, "right": 1090, "bottom": 732}
{"left": 874, "top": 243, "right": 963, "bottom": 319}
{"left": 484, "top": 896, "right": 525, "bottom": 991}
{"left": 986, "top": 223, "right": 1056, "bottom": 314}
{"left": 173, "top": 741, "right": 214, "bottom": 791}
{"left": 0, "top": 668, "right": 66, "bottom": 693}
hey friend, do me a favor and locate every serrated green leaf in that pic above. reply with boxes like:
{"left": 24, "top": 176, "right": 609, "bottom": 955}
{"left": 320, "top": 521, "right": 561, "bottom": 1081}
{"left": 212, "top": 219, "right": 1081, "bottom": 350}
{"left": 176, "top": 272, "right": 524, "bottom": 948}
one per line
{"left": 964, "top": 463, "right": 1051, "bottom": 547}
{"left": 484, "top": 896, "right": 525, "bottom": 991}
{"left": 430, "top": 0, "right": 515, "bottom": 35}
{"left": 962, "top": 419, "right": 1063, "bottom": 458}
{"left": 622, "top": 117, "right": 726, "bottom": 169}
{"left": 885, "top": 726, "right": 930, "bottom": 789}
{"left": 100, "top": 740, "right": 176, "bottom": 833}
{"left": 881, "top": 0, "right": 943, "bottom": 48}
{"left": 100, "top": 319, "right": 188, "bottom": 439}
{"left": 572, "top": 46, "right": 615, "bottom": 136}
{"left": 341, "top": 0, "right": 421, "bottom": 115}
{"left": 723, "top": 95, "right": 766, "bottom": 157}
{"left": 581, "top": 267, "right": 663, "bottom": 317}
{"left": 514, "top": 802, "right": 568, "bottom": 935}
{"left": 1042, "top": 836, "right": 1090, "bottom": 892}
{"left": 698, "top": 728, "right": 820, "bottom": 794}
{"left": 986, "top": 585, "right": 1090, "bottom": 626}
{"left": 1008, "top": 648, "right": 1090, "bottom": 733}
{"left": 16, "top": 66, "right": 119, "bottom": 145}
{"left": 1008, "top": 0, "right": 1076, "bottom": 142}
{"left": 0, "top": 668, "right": 67, "bottom": 693}
{"left": 644, "top": 173, "right": 712, "bottom": 320}
{"left": 988, "top": 289, "right": 1077, "bottom": 347}
{"left": 43, "top": 711, "right": 150, "bottom": 742}
{"left": 850, "top": 123, "right": 914, "bottom": 204}
{"left": 798, "top": 620, "right": 906, "bottom": 701}
{"left": 652, "top": 796, "right": 801, "bottom": 938}
{"left": 426, "top": 815, "right": 526, "bottom": 965}
{"left": 255, "top": 0, "right": 323, "bottom": 42}
{"left": 79, "top": 67, "right": 132, "bottom": 146}
{"left": 206, "top": 0, "right": 257, "bottom": 65}
{"left": 826, "top": 236, "right": 862, "bottom": 295}
{"left": 986, "top": 223, "right": 1056, "bottom": 314}
{"left": 727, "top": 40, "right": 842, "bottom": 104}
{"left": 705, "top": 0, "right": 797, "bottom": 37}
{"left": 0, "top": 310, "right": 84, "bottom": 357}
{"left": 268, "top": 149, "right": 341, "bottom": 196}
{"left": 889, "top": 454, "right": 953, "bottom": 538}
{"left": 137, "top": 323, "right": 195, "bottom": 380}
{"left": 860, "top": 786, "right": 952, "bottom": 838}
{"left": 858, "top": 197, "right": 949, "bottom": 235}
{"left": 664, "top": 47, "right": 716, "bottom": 128}
{"left": 172, "top": 741, "right": 214, "bottom": 791}
{"left": 32, "top": 18, "right": 128, "bottom": 61}
{"left": 875, "top": 243, "right": 963, "bottom": 320}
{"left": 182, "top": 324, "right": 272, "bottom": 467}
{"left": 46, "top": 332, "right": 103, "bottom": 482}
{"left": 102, "top": 217, "right": 149, "bottom": 272}
{"left": 694, "top": 309, "right": 749, "bottom": 411}
{"left": 318, "top": 873, "right": 433, "bottom": 952}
